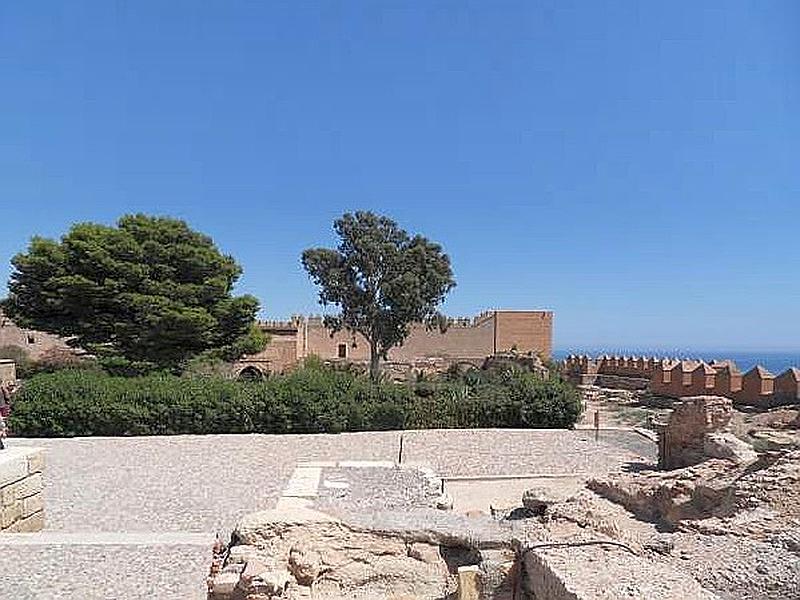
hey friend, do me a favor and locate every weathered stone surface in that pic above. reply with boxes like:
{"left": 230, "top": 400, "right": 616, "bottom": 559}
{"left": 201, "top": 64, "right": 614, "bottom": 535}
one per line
{"left": 703, "top": 433, "right": 758, "bottom": 466}
{"left": 288, "top": 546, "right": 320, "bottom": 585}
{"left": 1, "top": 501, "right": 22, "bottom": 528}
{"left": 457, "top": 565, "right": 481, "bottom": 600}
{"left": 27, "top": 450, "right": 45, "bottom": 474}
{"left": 21, "top": 493, "right": 44, "bottom": 518}
{"left": 211, "top": 571, "right": 239, "bottom": 596}
{"left": 6, "top": 510, "right": 44, "bottom": 533}
{"left": 435, "top": 493, "right": 453, "bottom": 511}
{"left": 656, "top": 396, "right": 733, "bottom": 469}
{"left": 521, "top": 487, "right": 556, "bottom": 515}
{"left": 228, "top": 544, "right": 260, "bottom": 565}
{"left": 0, "top": 448, "right": 45, "bottom": 532}
{"left": 0, "top": 472, "right": 44, "bottom": 506}
{"left": 0, "top": 450, "right": 28, "bottom": 487}
{"left": 210, "top": 507, "right": 515, "bottom": 600}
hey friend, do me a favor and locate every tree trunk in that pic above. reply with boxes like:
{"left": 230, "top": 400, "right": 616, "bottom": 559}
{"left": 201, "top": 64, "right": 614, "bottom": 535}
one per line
{"left": 369, "top": 341, "right": 380, "bottom": 382}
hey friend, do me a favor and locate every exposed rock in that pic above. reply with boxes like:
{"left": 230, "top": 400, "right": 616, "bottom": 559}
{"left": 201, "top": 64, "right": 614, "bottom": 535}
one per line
{"left": 521, "top": 487, "right": 556, "bottom": 516}
{"left": 287, "top": 546, "right": 320, "bottom": 586}
{"left": 435, "top": 493, "right": 453, "bottom": 511}
{"left": 703, "top": 433, "right": 758, "bottom": 466}
{"left": 208, "top": 506, "right": 515, "bottom": 600}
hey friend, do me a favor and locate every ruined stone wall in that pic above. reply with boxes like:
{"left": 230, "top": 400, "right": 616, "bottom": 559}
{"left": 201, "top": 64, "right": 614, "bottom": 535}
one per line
{"left": 0, "top": 447, "right": 45, "bottom": 533}
{"left": 0, "top": 312, "right": 73, "bottom": 362}
{"left": 656, "top": 396, "right": 732, "bottom": 470}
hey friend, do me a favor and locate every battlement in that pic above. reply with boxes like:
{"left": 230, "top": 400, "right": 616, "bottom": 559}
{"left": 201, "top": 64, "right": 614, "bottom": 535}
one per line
{"left": 240, "top": 309, "right": 553, "bottom": 376}
{"left": 564, "top": 354, "right": 800, "bottom": 408}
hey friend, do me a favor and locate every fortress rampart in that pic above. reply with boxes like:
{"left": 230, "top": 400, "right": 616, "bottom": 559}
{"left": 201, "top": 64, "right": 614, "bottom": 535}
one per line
{"left": 236, "top": 310, "right": 553, "bottom": 377}
{"left": 564, "top": 354, "right": 800, "bottom": 408}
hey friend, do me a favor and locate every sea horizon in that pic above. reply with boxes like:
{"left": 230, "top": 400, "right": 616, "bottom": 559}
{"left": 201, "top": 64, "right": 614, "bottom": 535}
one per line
{"left": 553, "top": 349, "right": 800, "bottom": 375}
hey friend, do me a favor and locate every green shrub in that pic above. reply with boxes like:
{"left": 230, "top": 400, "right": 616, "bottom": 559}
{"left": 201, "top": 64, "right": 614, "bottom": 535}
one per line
{"left": 8, "top": 363, "right": 583, "bottom": 437}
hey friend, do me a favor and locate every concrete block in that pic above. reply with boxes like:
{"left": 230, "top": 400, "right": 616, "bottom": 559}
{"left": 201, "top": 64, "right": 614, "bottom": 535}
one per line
{"left": 21, "top": 493, "right": 43, "bottom": 517}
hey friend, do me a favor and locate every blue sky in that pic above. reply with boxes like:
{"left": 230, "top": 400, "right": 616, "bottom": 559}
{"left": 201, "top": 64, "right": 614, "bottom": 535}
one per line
{"left": 1, "top": 1, "right": 798, "bottom": 351}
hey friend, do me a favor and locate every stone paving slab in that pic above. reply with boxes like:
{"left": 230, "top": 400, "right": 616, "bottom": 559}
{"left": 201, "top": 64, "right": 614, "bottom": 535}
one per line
{"left": 0, "top": 429, "right": 654, "bottom": 599}
{"left": 0, "top": 544, "right": 210, "bottom": 600}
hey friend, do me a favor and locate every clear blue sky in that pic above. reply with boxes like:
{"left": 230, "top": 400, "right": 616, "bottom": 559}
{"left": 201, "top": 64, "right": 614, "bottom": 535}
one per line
{"left": 1, "top": 2, "right": 798, "bottom": 352}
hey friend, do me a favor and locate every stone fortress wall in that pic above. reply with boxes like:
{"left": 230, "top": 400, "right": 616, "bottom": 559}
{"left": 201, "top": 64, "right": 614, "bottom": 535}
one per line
{"left": 236, "top": 310, "right": 553, "bottom": 377}
{"left": 564, "top": 354, "right": 800, "bottom": 408}
{"left": 0, "top": 310, "right": 72, "bottom": 361}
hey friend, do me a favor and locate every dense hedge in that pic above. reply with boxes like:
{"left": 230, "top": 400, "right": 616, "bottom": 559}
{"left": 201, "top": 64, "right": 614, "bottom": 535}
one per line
{"left": 8, "top": 364, "right": 582, "bottom": 437}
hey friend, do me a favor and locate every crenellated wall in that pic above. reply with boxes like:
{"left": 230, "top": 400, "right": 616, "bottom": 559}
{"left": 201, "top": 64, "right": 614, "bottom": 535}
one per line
{"left": 236, "top": 310, "right": 553, "bottom": 377}
{"left": 564, "top": 355, "right": 800, "bottom": 408}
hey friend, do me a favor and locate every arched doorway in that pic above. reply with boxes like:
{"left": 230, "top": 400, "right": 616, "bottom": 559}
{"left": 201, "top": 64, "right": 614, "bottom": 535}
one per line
{"left": 238, "top": 366, "right": 265, "bottom": 381}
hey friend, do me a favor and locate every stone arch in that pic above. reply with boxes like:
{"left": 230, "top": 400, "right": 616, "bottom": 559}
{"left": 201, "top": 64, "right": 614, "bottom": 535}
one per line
{"left": 237, "top": 366, "right": 266, "bottom": 381}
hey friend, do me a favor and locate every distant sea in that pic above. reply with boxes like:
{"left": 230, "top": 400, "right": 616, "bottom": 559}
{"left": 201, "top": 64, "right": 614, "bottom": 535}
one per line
{"left": 553, "top": 349, "right": 800, "bottom": 376}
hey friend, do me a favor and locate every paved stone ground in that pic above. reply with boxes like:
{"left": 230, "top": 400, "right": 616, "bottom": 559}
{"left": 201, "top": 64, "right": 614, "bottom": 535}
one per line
{"left": 0, "top": 429, "right": 653, "bottom": 599}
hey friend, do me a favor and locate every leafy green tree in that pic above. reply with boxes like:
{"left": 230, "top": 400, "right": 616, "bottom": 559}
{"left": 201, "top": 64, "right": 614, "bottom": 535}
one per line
{"left": 2, "top": 214, "right": 266, "bottom": 373}
{"left": 302, "top": 211, "right": 455, "bottom": 381}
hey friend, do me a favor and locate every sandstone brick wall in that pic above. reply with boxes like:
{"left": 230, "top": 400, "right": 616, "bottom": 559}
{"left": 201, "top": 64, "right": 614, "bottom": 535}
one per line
{"left": 495, "top": 311, "right": 553, "bottom": 358}
{"left": 566, "top": 354, "right": 799, "bottom": 408}
{"left": 0, "top": 447, "right": 45, "bottom": 533}
{"left": 736, "top": 366, "right": 775, "bottom": 407}
{"left": 238, "top": 310, "right": 553, "bottom": 376}
{"left": 304, "top": 319, "right": 371, "bottom": 363}
{"left": 389, "top": 317, "right": 496, "bottom": 360}
{"left": 775, "top": 368, "right": 800, "bottom": 403}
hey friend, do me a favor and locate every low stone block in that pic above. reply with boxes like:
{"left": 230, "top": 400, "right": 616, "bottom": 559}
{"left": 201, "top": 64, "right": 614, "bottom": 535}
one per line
{"left": 209, "top": 571, "right": 239, "bottom": 598}
{"left": 1, "top": 501, "right": 23, "bottom": 528}
{"left": 27, "top": 450, "right": 45, "bottom": 474}
{"left": 457, "top": 565, "right": 481, "bottom": 600}
{"left": 0, "top": 455, "right": 28, "bottom": 488}
{"left": 21, "top": 493, "right": 43, "bottom": 518}
{"left": 1, "top": 472, "right": 44, "bottom": 506}
{"left": 6, "top": 510, "right": 44, "bottom": 533}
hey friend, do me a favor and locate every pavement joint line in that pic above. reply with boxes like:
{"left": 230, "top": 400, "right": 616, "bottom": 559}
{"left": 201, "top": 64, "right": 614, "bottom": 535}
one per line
{"left": 0, "top": 532, "right": 214, "bottom": 546}
{"left": 280, "top": 465, "right": 322, "bottom": 502}
{"left": 442, "top": 473, "right": 588, "bottom": 482}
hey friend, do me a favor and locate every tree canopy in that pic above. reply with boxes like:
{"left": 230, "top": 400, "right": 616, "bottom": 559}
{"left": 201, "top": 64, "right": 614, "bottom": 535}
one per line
{"left": 2, "top": 214, "right": 265, "bottom": 373}
{"left": 302, "top": 211, "right": 455, "bottom": 380}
